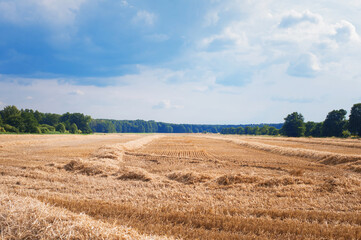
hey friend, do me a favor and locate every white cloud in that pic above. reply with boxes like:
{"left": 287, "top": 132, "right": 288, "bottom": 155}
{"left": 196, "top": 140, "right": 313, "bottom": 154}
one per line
{"left": 0, "top": 59, "right": 361, "bottom": 124}
{"left": 152, "top": 100, "right": 183, "bottom": 110}
{"left": 200, "top": 22, "right": 250, "bottom": 49}
{"left": 133, "top": 10, "right": 155, "bottom": 26}
{"left": 0, "top": 1, "right": 18, "bottom": 23}
{"left": 0, "top": 0, "right": 86, "bottom": 26}
{"left": 204, "top": 10, "right": 219, "bottom": 26}
{"left": 287, "top": 53, "right": 321, "bottom": 78}
{"left": 0, "top": 0, "right": 87, "bottom": 48}
{"left": 332, "top": 20, "right": 360, "bottom": 43}
{"left": 37, "top": 0, "right": 86, "bottom": 26}
{"left": 278, "top": 10, "right": 322, "bottom": 28}
{"left": 271, "top": 12, "right": 333, "bottom": 47}
{"left": 273, "top": 10, "right": 360, "bottom": 50}
{"left": 2, "top": 0, "right": 361, "bottom": 124}
{"left": 197, "top": 5, "right": 361, "bottom": 86}
{"left": 120, "top": 0, "right": 129, "bottom": 7}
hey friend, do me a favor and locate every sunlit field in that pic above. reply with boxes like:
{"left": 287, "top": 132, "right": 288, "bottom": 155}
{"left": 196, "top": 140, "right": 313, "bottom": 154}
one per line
{"left": 1, "top": 134, "right": 360, "bottom": 239}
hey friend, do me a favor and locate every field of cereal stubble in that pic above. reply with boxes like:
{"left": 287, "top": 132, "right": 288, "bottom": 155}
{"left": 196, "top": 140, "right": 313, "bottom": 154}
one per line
{"left": 1, "top": 134, "right": 360, "bottom": 239}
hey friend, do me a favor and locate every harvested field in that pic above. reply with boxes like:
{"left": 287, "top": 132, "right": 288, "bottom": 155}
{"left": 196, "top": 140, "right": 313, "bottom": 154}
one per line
{"left": 1, "top": 134, "right": 361, "bottom": 239}
{"left": 244, "top": 136, "right": 361, "bottom": 155}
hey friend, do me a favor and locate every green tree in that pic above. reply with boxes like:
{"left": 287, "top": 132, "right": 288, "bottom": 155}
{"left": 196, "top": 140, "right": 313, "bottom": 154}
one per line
{"left": 1, "top": 105, "right": 20, "bottom": 122}
{"left": 93, "top": 120, "right": 116, "bottom": 133}
{"left": 253, "top": 126, "right": 260, "bottom": 135}
{"left": 236, "top": 127, "right": 244, "bottom": 135}
{"left": 220, "top": 128, "right": 228, "bottom": 134}
{"left": 21, "top": 111, "right": 39, "bottom": 133}
{"left": 138, "top": 125, "right": 145, "bottom": 133}
{"left": 245, "top": 126, "right": 252, "bottom": 135}
{"left": 175, "top": 125, "right": 186, "bottom": 133}
{"left": 6, "top": 115, "right": 23, "bottom": 131}
{"left": 39, "top": 124, "right": 56, "bottom": 133}
{"left": 149, "top": 121, "right": 158, "bottom": 133}
{"left": 311, "top": 122, "right": 323, "bottom": 137}
{"left": 322, "top": 109, "right": 347, "bottom": 137}
{"left": 69, "top": 123, "right": 78, "bottom": 134}
{"left": 34, "top": 110, "right": 44, "bottom": 123}
{"left": 228, "top": 127, "right": 236, "bottom": 134}
{"left": 56, "top": 123, "right": 66, "bottom": 133}
{"left": 1, "top": 106, "right": 23, "bottom": 131}
{"left": 114, "top": 122, "right": 122, "bottom": 133}
{"left": 35, "top": 127, "right": 42, "bottom": 134}
{"left": 305, "top": 121, "right": 316, "bottom": 137}
{"left": 342, "top": 130, "right": 351, "bottom": 138}
{"left": 349, "top": 103, "right": 361, "bottom": 136}
{"left": 42, "top": 113, "right": 60, "bottom": 126}
{"left": 165, "top": 125, "right": 173, "bottom": 133}
{"left": 260, "top": 125, "right": 269, "bottom": 135}
{"left": 122, "top": 121, "right": 132, "bottom": 132}
{"left": 268, "top": 127, "right": 279, "bottom": 136}
{"left": 281, "top": 112, "right": 305, "bottom": 137}
{"left": 210, "top": 127, "right": 218, "bottom": 133}
{"left": 107, "top": 121, "right": 116, "bottom": 133}
{"left": 4, "top": 124, "right": 19, "bottom": 133}
{"left": 60, "top": 112, "right": 92, "bottom": 134}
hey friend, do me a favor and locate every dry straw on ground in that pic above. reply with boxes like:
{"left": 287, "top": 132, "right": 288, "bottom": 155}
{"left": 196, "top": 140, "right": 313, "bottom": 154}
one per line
{"left": 1, "top": 134, "right": 360, "bottom": 239}
{"left": 0, "top": 192, "right": 167, "bottom": 240}
{"left": 207, "top": 135, "right": 361, "bottom": 173}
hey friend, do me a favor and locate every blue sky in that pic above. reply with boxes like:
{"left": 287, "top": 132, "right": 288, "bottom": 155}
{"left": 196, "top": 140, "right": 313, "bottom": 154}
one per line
{"left": 0, "top": 0, "right": 361, "bottom": 124}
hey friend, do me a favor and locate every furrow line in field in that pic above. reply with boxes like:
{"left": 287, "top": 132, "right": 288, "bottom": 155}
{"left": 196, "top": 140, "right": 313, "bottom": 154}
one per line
{"left": 63, "top": 135, "right": 164, "bottom": 176}
{"left": 124, "top": 151, "right": 210, "bottom": 162}
{"left": 206, "top": 136, "right": 361, "bottom": 166}
{"left": 0, "top": 192, "right": 166, "bottom": 240}
{"left": 246, "top": 136, "right": 361, "bottom": 149}
{"left": 36, "top": 196, "right": 361, "bottom": 240}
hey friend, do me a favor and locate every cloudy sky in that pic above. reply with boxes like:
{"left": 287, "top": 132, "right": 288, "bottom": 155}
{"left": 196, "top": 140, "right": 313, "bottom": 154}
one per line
{"left": 0, "top": 0, "right": 360, "bottom": 124}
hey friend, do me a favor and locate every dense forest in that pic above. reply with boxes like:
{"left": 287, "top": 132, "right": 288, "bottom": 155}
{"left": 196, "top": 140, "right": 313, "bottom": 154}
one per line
{"left": 90, "top": 119, "right": 282, "bottom": 134}
{"left": 220, "top": 125, "right": 280, "bottom": 136}
{"left": 220, "top": 103, "right": 361, "bottom": 137}
{"left": 0, "top": 105, "right": 92, "bottom": 134}
{"left": 0, "top": 105, "right": 282, "bottom": 134}
{"left": 0, "top": 106, "right": 282, "bottom": 134}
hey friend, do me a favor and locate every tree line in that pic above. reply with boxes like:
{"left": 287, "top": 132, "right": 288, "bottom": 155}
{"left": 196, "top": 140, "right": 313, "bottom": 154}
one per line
{"left": 280, "top": 103, "right": 361, "bottom": 137}
{"left": 220, "top": 103, "right": 361, "bottom": 138}
{"left": 0, "top": 105, "right": 282, "bottom": 134}
{"left": 3, "top": 103, "right": 359, "bottom": 137}
{"left": 220, "top": 125, "right": 280, "bottom": 135}
{"left": 0, "top": 105, "right": 92, "bottom": 134}
{"left": 89, "top": 119, "right": 283, "bottom": 134}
